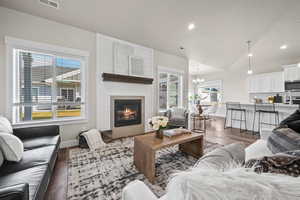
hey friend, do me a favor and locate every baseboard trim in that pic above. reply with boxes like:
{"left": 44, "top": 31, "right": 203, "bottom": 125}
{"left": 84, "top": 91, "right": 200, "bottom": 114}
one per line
{"left": 60, "top": 139, "right": 78, "bottom": 149}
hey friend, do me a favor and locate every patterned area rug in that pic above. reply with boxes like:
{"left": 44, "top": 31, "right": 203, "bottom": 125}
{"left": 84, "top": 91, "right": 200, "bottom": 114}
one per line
{"left": 67, "top": 137, "right": 222, "bottom": 200}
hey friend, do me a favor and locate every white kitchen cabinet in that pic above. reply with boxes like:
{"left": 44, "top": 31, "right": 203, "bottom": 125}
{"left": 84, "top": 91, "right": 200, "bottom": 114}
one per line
{"left": 270, "top": 72, "right": 284, "bottom": 92}
{"left": 247, "top": 72, "right": 284, "bottom": 93}
{"left": 284, "top": 65, "right": 298, "bottom": 82}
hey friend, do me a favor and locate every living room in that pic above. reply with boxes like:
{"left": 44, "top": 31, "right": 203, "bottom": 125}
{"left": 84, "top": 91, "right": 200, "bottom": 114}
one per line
{"left": 0, "top": 1, "right": 300, "bottom": 200}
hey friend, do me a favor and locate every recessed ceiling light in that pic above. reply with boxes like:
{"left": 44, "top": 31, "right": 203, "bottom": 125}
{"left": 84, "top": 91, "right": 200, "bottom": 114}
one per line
{"left": 280, "top": 45, "right": 287, "bottom": 50}
{"left": 188, "top": 23, "right": 195, "bottom": 30}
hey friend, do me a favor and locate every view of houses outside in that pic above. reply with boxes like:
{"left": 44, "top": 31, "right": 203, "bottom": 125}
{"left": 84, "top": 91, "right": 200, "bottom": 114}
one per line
{"left": 16, "top": 50, "right": 82, "bottom": 122}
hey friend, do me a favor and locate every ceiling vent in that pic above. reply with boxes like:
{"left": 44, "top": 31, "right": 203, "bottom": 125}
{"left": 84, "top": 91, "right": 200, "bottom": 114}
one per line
{"left": 39, "top": 0, "right": 59, "bottom": 9}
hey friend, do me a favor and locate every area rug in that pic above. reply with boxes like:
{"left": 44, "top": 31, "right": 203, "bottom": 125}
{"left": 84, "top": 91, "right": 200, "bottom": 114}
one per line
{"left": 67, "top": 137, "right": 223, "bottom": 200}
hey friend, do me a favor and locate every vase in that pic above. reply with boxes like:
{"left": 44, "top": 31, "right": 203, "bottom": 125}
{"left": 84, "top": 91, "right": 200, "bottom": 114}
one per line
{"left": 156, "top": 129, "right": 164, "bottom": 139}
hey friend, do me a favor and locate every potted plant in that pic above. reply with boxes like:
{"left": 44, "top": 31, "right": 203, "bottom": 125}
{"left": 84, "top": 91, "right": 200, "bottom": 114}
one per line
{"left": 149, "top": 116, "right": 169, "bottom": 139}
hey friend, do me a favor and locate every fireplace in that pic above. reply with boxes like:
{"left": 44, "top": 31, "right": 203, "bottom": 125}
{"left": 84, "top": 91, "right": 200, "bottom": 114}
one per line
{"left": 114, "top": 99, "right": 142, "bottom": 127}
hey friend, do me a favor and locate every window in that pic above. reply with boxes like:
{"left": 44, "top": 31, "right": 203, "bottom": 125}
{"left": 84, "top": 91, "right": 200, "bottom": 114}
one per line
{"left": 6, "top": 37, "right": 88, "bottom": 125}
{"left": 60, "top": 88, "right": 75, "bottom": 102}
{"left": 158, "top": 71, "right": 183, "bottom": 111}
{"left": 196, "top": 80, "right": 223, "bottom": 104}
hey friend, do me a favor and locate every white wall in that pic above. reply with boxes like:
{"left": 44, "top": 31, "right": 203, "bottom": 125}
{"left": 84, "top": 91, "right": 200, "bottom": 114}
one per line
{"left": 0, "top": 7, "right": 189, "bottom": 143}
{"left": 0, "top": 7, "right": 97, "bottom": 143}
{"left": 191, "top": 67, "right": 249, "bottom": 117}
{"left": 194, "top": 68, "right": 249, "bottom": 103}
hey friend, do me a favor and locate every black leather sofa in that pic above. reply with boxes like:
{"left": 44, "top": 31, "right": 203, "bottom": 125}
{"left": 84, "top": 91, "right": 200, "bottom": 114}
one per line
{"left": 0, "top": 125, "right": 61, "bottom": 200}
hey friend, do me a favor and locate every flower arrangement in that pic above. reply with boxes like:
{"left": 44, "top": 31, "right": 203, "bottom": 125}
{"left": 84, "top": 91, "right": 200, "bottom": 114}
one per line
{"left": 149, "top": 116, "right": 169, "bottom": 139}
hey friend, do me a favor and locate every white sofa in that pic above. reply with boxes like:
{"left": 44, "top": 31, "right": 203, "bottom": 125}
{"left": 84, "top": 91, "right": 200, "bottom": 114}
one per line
{"left": 122, "top": 129, "right": 275, "bottom": 200}
{"left": 122, "top": 142, "right": 246, "bottom": 200}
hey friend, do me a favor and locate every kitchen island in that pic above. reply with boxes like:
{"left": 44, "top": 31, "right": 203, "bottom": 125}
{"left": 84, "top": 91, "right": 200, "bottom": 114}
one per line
{"left": 223, "top": 103, "right": 299, "bottom": 132}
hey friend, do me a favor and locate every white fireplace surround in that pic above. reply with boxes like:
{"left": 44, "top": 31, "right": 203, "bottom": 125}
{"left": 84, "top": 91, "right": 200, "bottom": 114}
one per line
{"left": 96, "top": 81, "right": 154, "bottom": 131}
{"left": 96, "top": 33, "right": 155, "bottom": 132}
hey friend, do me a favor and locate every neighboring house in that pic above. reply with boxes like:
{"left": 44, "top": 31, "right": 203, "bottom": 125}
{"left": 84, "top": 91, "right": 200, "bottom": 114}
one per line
{"left": 21, "top": 61, "right": 81, "bottom": 111}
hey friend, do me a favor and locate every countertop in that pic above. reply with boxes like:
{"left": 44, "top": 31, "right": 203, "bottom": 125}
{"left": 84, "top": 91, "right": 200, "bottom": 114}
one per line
{"left": 239, "top": 103, "right": 299, "bottom": 108}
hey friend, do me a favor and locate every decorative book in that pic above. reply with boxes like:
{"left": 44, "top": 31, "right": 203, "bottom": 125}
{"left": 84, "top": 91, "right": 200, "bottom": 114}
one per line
{"left": 163, "top": 128, "right": 191, "bottom": 137}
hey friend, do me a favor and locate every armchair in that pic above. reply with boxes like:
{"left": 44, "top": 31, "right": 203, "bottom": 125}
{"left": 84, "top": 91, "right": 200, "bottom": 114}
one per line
{"left": 164, "top": 108, "right": 189, "bottom": 129}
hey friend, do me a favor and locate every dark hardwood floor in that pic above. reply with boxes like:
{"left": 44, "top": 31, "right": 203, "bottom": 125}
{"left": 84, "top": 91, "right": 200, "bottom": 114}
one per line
{"left": 44, "top": 117, "right": 258, "bottom": 200}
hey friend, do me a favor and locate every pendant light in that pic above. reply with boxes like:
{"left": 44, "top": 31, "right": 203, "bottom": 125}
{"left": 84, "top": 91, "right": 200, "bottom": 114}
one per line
{"left": 247, "top": 41, "right": 253, "bottom": 75}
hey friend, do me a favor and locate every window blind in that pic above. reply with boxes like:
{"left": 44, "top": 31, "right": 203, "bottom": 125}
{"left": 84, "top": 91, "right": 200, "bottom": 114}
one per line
{"left": 13, "top": 49, "right": 85, "bottom": 123}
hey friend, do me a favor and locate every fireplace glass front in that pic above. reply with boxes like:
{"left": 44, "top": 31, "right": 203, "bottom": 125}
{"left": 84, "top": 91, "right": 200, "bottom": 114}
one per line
{"left": 114, "top": 99, "right": 142, "bottom": 127}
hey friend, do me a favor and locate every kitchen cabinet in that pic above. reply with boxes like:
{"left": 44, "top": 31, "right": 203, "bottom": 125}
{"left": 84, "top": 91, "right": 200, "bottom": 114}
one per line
{"left": 247, "top": 72, "right": 284, "bottom": 93}
{"left": 271, "top": 72, "right": 284, "bottom": 92}
{"left": 283, "top": 64, "right": 300, "bottom": 82}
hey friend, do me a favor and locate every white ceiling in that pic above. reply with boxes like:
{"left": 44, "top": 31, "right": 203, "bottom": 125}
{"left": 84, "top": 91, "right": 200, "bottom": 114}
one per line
{"left": 189, "top": 60, "right": 223, "bottom": 75}
{"left": 0, "top": 0, "right": 299, "bottom": 74}
{"left": 230, "top": 11, "right": 300, "bottom": 74}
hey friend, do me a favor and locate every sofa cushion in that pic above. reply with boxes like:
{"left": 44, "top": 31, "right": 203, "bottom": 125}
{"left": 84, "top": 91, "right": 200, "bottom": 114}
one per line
{"left": 245, "top": 139, "right": 273, "bottom": 162}
{"left": 0, "top": 116, "right": 13, "bottom": 134}
{"left": 122, "top": 180, "right": 158, "bottom": 200}
{"left": 267, "top": 128, "right": 300, "bottom": 154}
{"left": 0, "top": 165, "right": 50, "bottom": 200}
{"left": 0, "top": 132, "right": 24, "bottom": 162}
{"left": 166, "top": 165, "right": 300, "bottom": 200}
{"left": 0, "top": 145, "right": 57, "bottom": 175}
{"left": 168, "top": 118, "right": 185, "bottom": 126}
{"left": 194, "top": 142, "right": 245, "bottom": 169}
{"left": 22, "top": 135, "right": 60, "bottom": 150}
{"left": 170, "top": 108, "right": 186, "bottom": 119}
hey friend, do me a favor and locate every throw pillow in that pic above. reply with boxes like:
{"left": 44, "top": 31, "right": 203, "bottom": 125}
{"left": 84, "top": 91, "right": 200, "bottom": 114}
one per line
{"left": 0, "top": 132, "right": 24, "bottom": 162}
{"left": 267, "top": 128, "right": 300, "bottom": 154}
{"left": 245, "top": 154, "right": 300, "bottom": 177}
{"left": 0, "top": 116, "right": 13, "bottom": 134}
{"left": 279, "top": 109, "right": 300, "bottom": 132}
{"left": 194, "top": 142, "right": 244, "bottom": 169}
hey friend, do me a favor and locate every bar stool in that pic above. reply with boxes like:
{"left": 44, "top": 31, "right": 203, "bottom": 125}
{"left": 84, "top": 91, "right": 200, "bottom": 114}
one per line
{"left": 224, "top": 102, "right": 247, "bottom": 132}
{"left": 252, "top": 103, "right": 279, "bottom": 134}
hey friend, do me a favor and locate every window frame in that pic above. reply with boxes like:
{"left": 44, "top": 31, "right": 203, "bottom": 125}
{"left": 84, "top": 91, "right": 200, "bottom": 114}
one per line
{"left": 5, "top": 36, "right": 89, "bottom": 127}
{"left": 157, "top": 66, "right": 184, "bottom": 112}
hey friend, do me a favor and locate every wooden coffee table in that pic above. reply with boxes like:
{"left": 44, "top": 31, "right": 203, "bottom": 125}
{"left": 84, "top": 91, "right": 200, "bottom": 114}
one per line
{"left": 134, "top": 131, "right": 203, "bottom": 183}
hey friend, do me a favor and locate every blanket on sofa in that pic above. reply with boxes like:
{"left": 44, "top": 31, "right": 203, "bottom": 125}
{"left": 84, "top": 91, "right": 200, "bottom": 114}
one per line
{"left": 245, "top": 154, "right": 300, "bottom": 177}
{"left": 166, "top": 164, "right": 300, "bottom": 200}
{"left": 267, "top": 128, "right": 300, "bottom": 153}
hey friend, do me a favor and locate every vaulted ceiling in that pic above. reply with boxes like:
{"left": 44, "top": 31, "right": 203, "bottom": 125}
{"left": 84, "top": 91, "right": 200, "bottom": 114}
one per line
{"left": 1, "top": 0, "right": 299, "bottom": 74}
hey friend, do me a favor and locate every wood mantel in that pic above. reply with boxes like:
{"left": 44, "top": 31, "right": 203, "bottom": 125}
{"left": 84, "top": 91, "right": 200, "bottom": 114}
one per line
{"left": 102, "top": 73, "right": 154, "bottom": 85}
